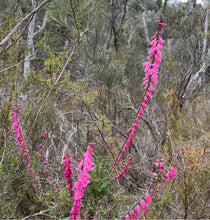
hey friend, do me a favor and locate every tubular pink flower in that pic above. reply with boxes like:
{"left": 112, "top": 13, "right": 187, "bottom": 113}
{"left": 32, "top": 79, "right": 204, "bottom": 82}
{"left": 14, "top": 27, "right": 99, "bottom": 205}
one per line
{"left": 114, "top": 15, "right": 166, "bottom": 181}
{"left": 117, "top": 154, "right": 123, "bottom": 163}
{"left": 159, "top": 162, "right": 164, "bottom": 169}
{"left": 70, "top": 146, "right": 94, "bottom": 219}
{"left": 170, "top": 167, "right": 177, "bottom": 176}
{"left": 139, "top": 108, "right": 144, "bottom": 115}
{"left": 148, "top": 84, "right": 155, "bottom": 93}
{"left": 125, "top": 214, "right": 130, "bottom": 220}
{"left": 134, "top": 205, "right": 141, "bottom": 217}
{"left": 146, "top": 91, "right": 153, "bottom": 99}
{"left": 12, "top": 104, "right": 46, "bottom": 199}
{"left": 165, "top": 173, "right": 170, "bottom": 180}
{"left": 136, "top": 118, "right": 140, "bottom": 124}
{"left": 151, "top": 189, "right": 155, "bottom": 194}
{"left": 142, "top": 102, "right": 147, "bottom": 109}
{"left": 63, "top": 153, "right": 74, "bottom": 197}
{"left": 140, "top": 199, "right": 149, "bottom": 211}
{"left": 129, "top": 210, "right": 134, "bottom": 220}
{"left": 145, "top": 192, "right": 152, "bottom": 204}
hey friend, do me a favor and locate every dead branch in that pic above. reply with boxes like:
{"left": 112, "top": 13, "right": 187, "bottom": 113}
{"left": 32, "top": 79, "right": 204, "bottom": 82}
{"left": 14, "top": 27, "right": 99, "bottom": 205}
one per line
{"left": 0, "top": 0, "right": 52, "bottom": 48}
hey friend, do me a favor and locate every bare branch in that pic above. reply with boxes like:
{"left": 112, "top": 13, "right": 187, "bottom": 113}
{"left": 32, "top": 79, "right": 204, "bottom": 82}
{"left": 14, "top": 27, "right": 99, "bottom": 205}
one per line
{"left": 21, "top": 208, "right": 54, "bottom": 220}
{"left": 0, "top": 0, "right": 52, "bottom": 48}
{"left": 0, "top": 60, "right": 24, "bottom": 73}
{"left": 33, "top": 12, "right": 48, "bottom": 37}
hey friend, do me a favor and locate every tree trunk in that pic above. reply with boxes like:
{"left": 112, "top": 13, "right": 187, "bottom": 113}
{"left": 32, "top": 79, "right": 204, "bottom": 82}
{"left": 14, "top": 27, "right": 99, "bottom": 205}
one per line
{"left": 142, "top": 12, "right": 149, "bottom": 43}
{"left": 23, "top": 6, "right": 36, "bottom": 79}
{"left": 202, "top": 0, "right": 209, "bottom": 60}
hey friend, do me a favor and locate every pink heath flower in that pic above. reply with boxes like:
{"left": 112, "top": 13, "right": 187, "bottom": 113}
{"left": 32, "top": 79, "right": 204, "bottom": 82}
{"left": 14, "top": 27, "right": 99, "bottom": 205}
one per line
{"left": 145, "top": 192, "right": 152, "bottom": 204}
{"left": 159, "top": 162, "right": 164, "bottom": 169}
{"left": 140, "top": 199, "right": 149, "bottom": 211}
{"left": 151, "top": 189, "right": 155, "bottom": 194}
{"left": 63, "top": 153, "right": 74, "bottom": 197}
{"left": 114, "top": 15, "right": 166, "bottom": 181}
{"left": 125, "top": 214, "right": 129, "bottom": 220}
{"left": 165, "top": 173, "right": 170, "bottom": 180}
{"left": 129, "top": 209, "right": 134, "bottom": 220}
{"left": 134, "top": 205, "right": 141, "bottom": 217}
{"left": 70, "top": 146, "right": 94, "bottom": 219}
{"left": 170, "top": 167, "right": 177, "bottom": 176}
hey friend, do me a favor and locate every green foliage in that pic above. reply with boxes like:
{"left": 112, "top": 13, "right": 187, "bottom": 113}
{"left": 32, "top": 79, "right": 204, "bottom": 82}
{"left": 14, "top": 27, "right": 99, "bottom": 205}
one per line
{"left": 0, "top": 0, "right": 209, "bottom": 219}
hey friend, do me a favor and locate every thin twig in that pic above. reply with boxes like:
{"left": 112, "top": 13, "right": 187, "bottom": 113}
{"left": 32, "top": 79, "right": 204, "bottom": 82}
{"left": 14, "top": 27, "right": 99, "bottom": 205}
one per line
{"left": 21, "top": 208, "right": 55, "bottom": 220}
{"left": 0, "top": 60, "right": 24, "bottom": 73}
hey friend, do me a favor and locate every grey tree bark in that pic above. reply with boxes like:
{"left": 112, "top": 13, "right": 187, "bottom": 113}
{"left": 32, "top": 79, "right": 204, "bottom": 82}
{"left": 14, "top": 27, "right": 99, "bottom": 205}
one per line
{"left": 24, "top": 0, "right": 48, "bottom": 79}
{"left": 142, "top": 11, "right": 149, "bottom": 43}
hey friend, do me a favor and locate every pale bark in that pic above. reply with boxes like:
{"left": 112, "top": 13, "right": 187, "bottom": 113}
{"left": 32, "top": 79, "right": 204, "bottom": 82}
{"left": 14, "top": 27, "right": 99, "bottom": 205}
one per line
{"left": 188, "top": 0, "right": 196, "bottom": 11}
{"left": 23, "top": 0, "right": 37, "bottom": 79}
{"left": 202, "top": 0, "right": 209, "bottom": 60}
{"left": 191, "top": 48, "right": 209, "bottom": 84}
{"left": 142, "top": 11, "right": 149, "bottom": 43}
{"left": 23, "top": 0, "right": 48, "bottom": 79}
{"left": 168, "top": 38, "right": 172, "bottom": 56}
{"left": 188, "top": 0, "right": 209, "bottom": 85}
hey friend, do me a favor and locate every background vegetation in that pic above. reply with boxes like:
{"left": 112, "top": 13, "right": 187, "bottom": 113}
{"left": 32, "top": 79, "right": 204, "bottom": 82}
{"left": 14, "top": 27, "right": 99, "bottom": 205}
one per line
{"left": 0, "top": 0, "right": 209, "bottom": 219}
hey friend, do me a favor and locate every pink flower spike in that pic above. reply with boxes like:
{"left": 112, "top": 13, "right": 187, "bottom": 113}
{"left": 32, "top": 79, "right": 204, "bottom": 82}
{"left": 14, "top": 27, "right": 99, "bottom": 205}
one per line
{"left": 70, "top": 146, "right": 94, "bottom": 219}
{"left": 140, "top": 199, "right": 149, "bottom": 211}
{"left": 89, "top": 142, "right": 96, "bottom": 146}
{"left": 145, "top": 192, "right": 152, "bottom": 204}
{"left": 134, "top": 205, "right": 141, "bottom": 217}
